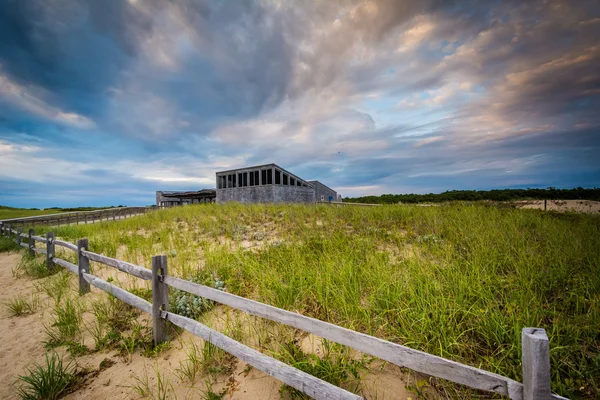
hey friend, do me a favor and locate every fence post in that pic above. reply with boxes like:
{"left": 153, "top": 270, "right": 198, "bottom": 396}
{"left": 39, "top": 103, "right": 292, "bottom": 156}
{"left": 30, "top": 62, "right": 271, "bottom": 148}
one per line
{"left": 522, "top": 328, "right": 551, "bottom": 400}
{"left": 152, "top": 255, "right": 169, "bottom": 345}
{"left": 16, "top": 227, "right": 22, "bottom": 246}
{"left": 28, "top": 229, "right": 35, "bottom": 256}
{"left": 77, "top": 239, "right": 90, "bottom": 294}
{"left": 46, "top": 232, "right": 54, "bottom": 269}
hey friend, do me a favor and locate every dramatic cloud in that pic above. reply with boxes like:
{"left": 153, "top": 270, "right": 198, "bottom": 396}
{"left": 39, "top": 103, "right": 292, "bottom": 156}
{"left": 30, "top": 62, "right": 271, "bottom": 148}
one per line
{"left": 0, "top": 0, "right": 599, "bottom": 207}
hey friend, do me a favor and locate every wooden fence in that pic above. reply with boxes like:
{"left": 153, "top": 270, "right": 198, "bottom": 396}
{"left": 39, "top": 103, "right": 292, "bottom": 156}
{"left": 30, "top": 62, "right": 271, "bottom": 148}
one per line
{"left": 317, "top": 201, "right": 381, "bottom": 207}
{"left": 0, "top": 222, "right": 567, "bottom": 400}
{"left": 0, "top": 206, "right": 150, "bottom": 229}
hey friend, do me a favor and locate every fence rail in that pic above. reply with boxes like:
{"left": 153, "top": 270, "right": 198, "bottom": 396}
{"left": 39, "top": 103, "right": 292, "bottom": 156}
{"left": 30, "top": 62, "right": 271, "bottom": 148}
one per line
{"left": 0, "top": 222, "right": 567, "bottom": 400}
{"left": 0, "top": 206, "right": 150, "bottom": 229}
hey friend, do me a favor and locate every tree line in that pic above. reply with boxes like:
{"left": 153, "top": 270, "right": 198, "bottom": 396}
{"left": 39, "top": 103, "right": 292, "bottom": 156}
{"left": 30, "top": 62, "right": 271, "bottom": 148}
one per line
{"left": 343, "top": 187, "right": 600, "bottom": 204}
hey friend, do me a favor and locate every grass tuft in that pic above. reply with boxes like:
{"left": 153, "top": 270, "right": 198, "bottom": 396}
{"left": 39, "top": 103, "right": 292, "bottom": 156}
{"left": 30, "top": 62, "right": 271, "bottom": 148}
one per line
{"left": 16, "top": 352, "right": 77, "bottom": 400}
{"left": 129, "top": 364, "right": 173, "bottom": 400}
{"left": 14, "top": 253, "right": 58, "bottom": 279}
{"left": 0, "top": 235, "right": 20, "bottom": 253}
{"left": 4, "top": 294, "right": 40, "bottom": 316}
{"left": 275, "top": 339, "right": 364, "bottom": 398}
{"left": 44, "top": 298, "right": 84, "bottom": 348}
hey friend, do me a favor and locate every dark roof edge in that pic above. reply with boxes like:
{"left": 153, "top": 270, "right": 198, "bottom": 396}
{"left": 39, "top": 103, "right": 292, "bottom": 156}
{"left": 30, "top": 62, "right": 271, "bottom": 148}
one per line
{"left": 215, "top": 163, "right": 277, "bottom": 174}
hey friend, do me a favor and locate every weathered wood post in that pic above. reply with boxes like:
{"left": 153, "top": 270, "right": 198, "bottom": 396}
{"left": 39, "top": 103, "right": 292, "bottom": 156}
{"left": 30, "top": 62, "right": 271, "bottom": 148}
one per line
{"left": 152, "top": 255, "right": 169, "bottom": 345}
{"left": 46, "top": 232, "right": 54, "bottom": 269}
{"left": 16, "top": 227, "right": 22, "bottom": 246}
{"left": 522, "top": 327, "right": 551, "bottom": 400}
{"left": 28, "top": 229, "right": 35, "bottom": 256}
{"left": 77, "top": 239, "right": 90, "bottom": 294}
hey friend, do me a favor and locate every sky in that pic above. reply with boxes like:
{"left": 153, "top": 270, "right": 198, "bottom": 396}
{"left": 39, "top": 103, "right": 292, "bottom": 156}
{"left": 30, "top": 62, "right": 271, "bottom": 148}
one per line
{"left": 1, "top": 0, "right": 599, "bottom": 208}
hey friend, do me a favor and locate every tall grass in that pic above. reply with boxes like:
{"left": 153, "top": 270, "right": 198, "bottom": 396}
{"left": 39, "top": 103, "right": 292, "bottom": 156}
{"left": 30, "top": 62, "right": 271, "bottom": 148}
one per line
{"left": 41, "top": 203, "right": 599, "bottom": 398}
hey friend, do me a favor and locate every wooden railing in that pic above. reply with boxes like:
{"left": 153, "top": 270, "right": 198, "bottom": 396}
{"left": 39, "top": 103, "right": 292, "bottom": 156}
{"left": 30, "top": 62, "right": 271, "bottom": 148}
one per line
{"left": 0, "top": 223, "right": 566, "bottom": 400}
{"left": 0, "top": 207, "right": 150, "bottom": 228}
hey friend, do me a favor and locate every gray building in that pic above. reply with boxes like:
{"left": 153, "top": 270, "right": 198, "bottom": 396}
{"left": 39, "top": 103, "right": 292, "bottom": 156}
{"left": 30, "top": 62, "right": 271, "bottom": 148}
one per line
{"left": 216, "top": 163, "right": 337, "bottom": 204}
{"left": 156, "top": 189, "right": 216, "bottom": 207}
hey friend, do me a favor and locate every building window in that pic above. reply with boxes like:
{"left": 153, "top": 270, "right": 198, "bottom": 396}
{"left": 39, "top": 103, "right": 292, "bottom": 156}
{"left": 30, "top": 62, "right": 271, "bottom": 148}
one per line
{"left": 254, "top": 171, "right": 259, "bottom": 186}
{"left": 275, "top": 169, "right": 281, "bottom": 184}
{"left": 249, "top": 171, "right": 255, "bottom": 186}
{"left": 261, "top": 169, "right": 267, "bottom": 185}
{"left": 290, "top": 177, "right": 295, "bottom": 186}
{"left": 267, "top": 169, "right": 273, "bottom": 184}
{"left": 232, "top": 174, "right": 236, "bottom": 188}
{"left": 297, "top": 180, "right": 301, "bottom": 186}
{"left": 283, "top": 174, "right": 288, "bottom": 185}
{"left": 243, "top": 172, "right": 248, "bottom": 187}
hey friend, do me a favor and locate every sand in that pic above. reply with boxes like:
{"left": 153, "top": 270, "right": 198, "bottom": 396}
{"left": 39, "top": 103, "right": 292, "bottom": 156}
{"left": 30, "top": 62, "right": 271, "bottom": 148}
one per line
{"left": 515, "top": 199, "right": 600, "bottom": 213}
{"left": 0, "top": 251, "right": 426, "bottom": 399}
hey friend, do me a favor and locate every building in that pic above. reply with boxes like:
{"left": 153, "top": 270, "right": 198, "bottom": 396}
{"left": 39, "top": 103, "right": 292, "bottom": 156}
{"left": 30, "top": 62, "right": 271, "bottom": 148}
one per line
{"left": 215, "top": 163, "right": 338, "bottom": 204}
{"left": 156, "top": 189, "right": 216, "bottom": 207}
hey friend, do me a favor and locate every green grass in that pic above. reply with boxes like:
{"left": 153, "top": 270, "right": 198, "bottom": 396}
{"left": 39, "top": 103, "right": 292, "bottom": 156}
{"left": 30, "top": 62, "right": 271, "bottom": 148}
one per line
{"left": 275, "top": 339, "right": 364, "bottom": 399}
{"left": 16, "top": 352, "right": 77, "bottom": 400}
{"left": 0, "top": 235, "right": 20, "bottom": 252}
{"left": 129, "top": 364, "right": 173, "bottom": 400}
{"left": 14, "top": 253, "right": 58, "bottom": 279}
{"left": 45, "top": 298, "right": 84, "bottom": 348}
{"left": 3, "top": 294, "right": 40, "bottom": 317}
{"left": 0, "top": 206, "right": 64, "bottom": 220}
{"left": 34, "top": 271, "right": 73, "bottom": 305}
{"left": 35, "top": 203, "right": 599, "bottom": 398}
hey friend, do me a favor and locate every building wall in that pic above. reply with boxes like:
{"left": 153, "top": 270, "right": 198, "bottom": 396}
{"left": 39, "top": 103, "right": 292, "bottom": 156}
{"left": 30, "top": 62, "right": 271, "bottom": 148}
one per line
{"left": 308, "top": 181, "right": 338, "bottom": 202}
{"left": 216, "top": 185, "right": 314, "bottom": 204}
{"left": 273, "top": 186, "right": 315, "bottom": 203}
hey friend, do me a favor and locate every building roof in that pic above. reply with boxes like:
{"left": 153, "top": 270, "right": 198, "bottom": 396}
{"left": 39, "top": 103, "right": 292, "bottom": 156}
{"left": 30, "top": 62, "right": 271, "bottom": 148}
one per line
{"left": 159, "top": 189, "right": 216, "bottom": 198}
{"left": 215, "top": 163, "right": 278, "bottom": 174}
{"left": 216, "top": 163, "right": 312, "bottom": 186}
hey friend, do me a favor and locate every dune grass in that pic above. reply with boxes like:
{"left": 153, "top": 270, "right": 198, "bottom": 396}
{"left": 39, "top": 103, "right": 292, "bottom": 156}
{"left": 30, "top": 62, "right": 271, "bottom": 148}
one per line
{"left": 29, "top": 203, "right": 600, "bottom": 398}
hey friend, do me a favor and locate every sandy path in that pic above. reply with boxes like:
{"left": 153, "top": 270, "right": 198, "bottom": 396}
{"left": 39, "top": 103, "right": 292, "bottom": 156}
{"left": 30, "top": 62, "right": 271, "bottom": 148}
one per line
{"left": 0, "top": 252, "right": 50, "bottom": 398}
{"left": 0, "top": 251, "right": 422, "bottom": 399}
